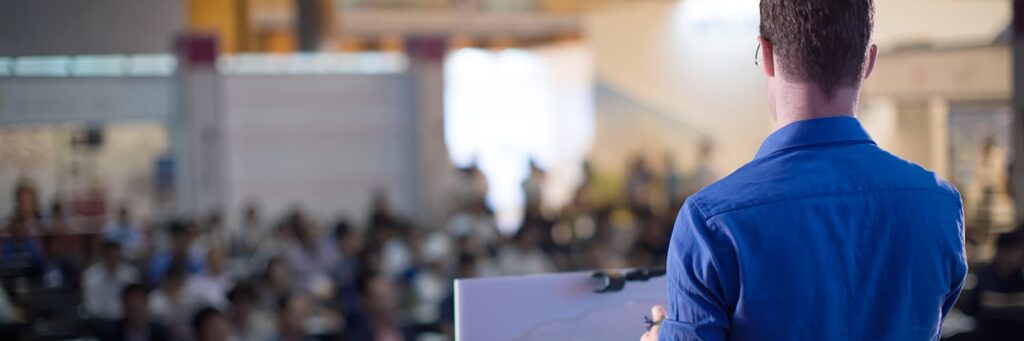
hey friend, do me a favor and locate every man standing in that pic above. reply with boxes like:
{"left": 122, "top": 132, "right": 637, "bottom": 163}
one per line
{"left": 644, "top": 0, "right": 967, "bottom": 340}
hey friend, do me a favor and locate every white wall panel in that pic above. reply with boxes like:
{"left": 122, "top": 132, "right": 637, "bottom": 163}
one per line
{"left": 224, "top": 74, "right": 417, "bottom": 225}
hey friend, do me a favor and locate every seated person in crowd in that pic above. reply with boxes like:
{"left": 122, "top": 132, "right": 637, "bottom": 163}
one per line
{"left": 497, "top": 224, "right": 555, "bottom": 275}
{"left": 192, "top": 307, "right": 233, "bottom": 341}
{"left": 0, "top": 217, "right": 43, "bottom": 274}
{"left": 95, "top": 283, "right": 172, "bottom": 341}
{"left": 277, "top": 293, "right": 315, "bottom": 341}
{"left": 968, "top": 231, "right": 1024, "bottom": 340}
{"left": 188, "top": 247, "right": 236, "bottom": 308}
{"left": 83, "top": 241, "right": 141, "bottom": 320}
{"left": 0, "top": 284, "right": 20, "bottom": 324}
{"left": 287, "top": 222, "right": 337, "bottom": 297}
{"left": 104, "top": 205, "right": 144, "bottom": 259}
{"left": 226, "top": 282, "right": 276, "bottom": 341}
{"left": 331, "top": 221, "right": 364, "bottom": 317}
{"left": 149, "top": 261, "right": 206, "bottom": 341}
{"left": 193, "top": 212, "right": 229, "bottom": 257}
{"left": 39, "top": 234, "right": 80, "bottom": 289}
{"left": 231, "top": 204, "right": 266, "bottom": 257}
{"left": 147, "top": 220, "right": 202, "bottom": 286}
{"left": 253, "top": 222, "right": 295, "bottom": 270}
{"left": 257, "top": 257, "right": 294, "bottom": 312}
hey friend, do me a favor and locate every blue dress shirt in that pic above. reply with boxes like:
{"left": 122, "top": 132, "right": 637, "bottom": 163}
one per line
{"left": 660, "top": 116, "right": 967, "bottom": 340}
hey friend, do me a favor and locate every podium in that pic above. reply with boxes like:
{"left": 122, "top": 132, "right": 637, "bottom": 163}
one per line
{"left": 455, "top": 269, "right": 668, "bottom": 341}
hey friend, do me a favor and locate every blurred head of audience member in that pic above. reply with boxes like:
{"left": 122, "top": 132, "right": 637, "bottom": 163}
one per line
{"left": 190, "top": 246, "right": 234, "bottom": 308}
{"left": 117, "top": 206, "right": 131, "bottom": 226}
{"left": 993, "top": 232, "right": 1024, "bottom": 277}
{"left": 207, "top": 247, "right": 228, "bottom": 277}
{"left": 48, "top": 201, "right": 69, "bottom": 234}
{"left": 243, "top": 204, "right": 259, "bottom": 228}
{"left": 147, "top": 220, "right": 202, "bottom": 286}
{"left": 277, "top": 293, "right": 311, "bottom": 341}
{"left": 362, "top": 275, "right": 403, "bottom": 341}
{"left": 227, "top": 281, "right": 276, "bottom": 341}
{"left": 192, "top": 307, "right": 232, "bottom": 341}
{"left": 95, "top": 283, "right": 171, "bottom": 341}
{"left": 102, "top": 240, "right": 123, "bottom": 268}
{"left": 104, "top": 205, "right": 144, "bottom": 260}
{"left": 169, "top": 220, "right": 194, "bottom": 258}
{"left": 150, "top": 260, "right": 205, "bottom": 340}
{"left": 40, "top": 234, "right": 77, "bottom": 289}
{"left": 370, "top": 188, "right": 396, "bottom": 229}
{"left": 13, "top": 178, "right": 40, "bottom": 222}
{"left": 257, "top": 257, "right": 293, "bottom": 312}
{"left": 334, "top": 220, "right": 361, "bottom": 257}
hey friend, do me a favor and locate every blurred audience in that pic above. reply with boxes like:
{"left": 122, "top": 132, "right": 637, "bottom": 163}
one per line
{"left": 963, "top": 231, "right": 1024, "bottom": 340}
{"left": 2, "top": 150, "right": 1019, "bottom": 340}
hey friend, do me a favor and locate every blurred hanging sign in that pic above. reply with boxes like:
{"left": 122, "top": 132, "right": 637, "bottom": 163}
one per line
{"left": 175, "top": 34, "right": 219, "bottom": 67}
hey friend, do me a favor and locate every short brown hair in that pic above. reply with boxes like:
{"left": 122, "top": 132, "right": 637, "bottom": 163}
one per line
{"left": 760, "top": 0, "right": 874, "bottom": 97}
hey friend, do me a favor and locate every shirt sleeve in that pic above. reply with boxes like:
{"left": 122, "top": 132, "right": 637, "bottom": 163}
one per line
{"left": 659, "top": 199, "right": 740, "bottom": 341}
{"left": 940, "top": 206, "right": 968, "bottom": 321}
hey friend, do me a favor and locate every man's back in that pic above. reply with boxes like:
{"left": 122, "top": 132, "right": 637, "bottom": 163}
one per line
{"left": 658, "top": 117, "right": 967, "bottom": 340}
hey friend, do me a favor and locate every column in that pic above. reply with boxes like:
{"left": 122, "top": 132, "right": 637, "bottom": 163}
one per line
{"left": 172, "top": 34, "right": 227, "bottom": 218}
{"left": 407, "top": 37, "right": 453, "bottom": 227}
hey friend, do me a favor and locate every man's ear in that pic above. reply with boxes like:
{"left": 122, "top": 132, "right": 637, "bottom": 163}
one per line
{"left": 758, "top": 36, "right": 775, "bottom": 78}
{"left": 864, "top": 44, "right": 878, "bottom": 80}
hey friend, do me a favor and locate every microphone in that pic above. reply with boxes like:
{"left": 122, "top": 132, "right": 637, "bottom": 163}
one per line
{"left": 590, "top": 266, "right": 666, "bottom": 293}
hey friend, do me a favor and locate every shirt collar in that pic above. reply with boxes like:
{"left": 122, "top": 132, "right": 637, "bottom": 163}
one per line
{"left": 755, "top": 116, "right": 875, "bottom": 159}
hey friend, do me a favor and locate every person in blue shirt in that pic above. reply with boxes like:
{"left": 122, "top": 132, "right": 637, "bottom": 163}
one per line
{"left": 642, "top": 1, "right": 967, "bottom": 340}
{"left": 147, "top": 220, "right": 203, "bottom": 287}
{"left": 0, "top": 217, "right": 44, "bottom": 275}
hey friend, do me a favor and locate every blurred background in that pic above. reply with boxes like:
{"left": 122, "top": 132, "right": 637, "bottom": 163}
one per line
{"left": 0, "top": 0, "right": 1021, "bottom": 340}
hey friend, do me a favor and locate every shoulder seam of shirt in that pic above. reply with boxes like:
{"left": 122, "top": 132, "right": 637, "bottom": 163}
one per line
{"left": 698, "top": 186, "right": 962, "bottom": 221}
{"left": 689, "top": 196, "right": 711, "bottom": 223}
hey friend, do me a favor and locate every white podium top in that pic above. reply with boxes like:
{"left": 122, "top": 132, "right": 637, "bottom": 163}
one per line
{"left": 455, "top": 270, "right": 668, "bottom": 341}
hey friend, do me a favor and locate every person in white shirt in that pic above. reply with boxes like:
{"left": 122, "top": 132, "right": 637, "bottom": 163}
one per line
{"left": 149, "top": 261, "right": 206, "bottom": 341}
{"left": 82, "top": 240, "right": 140, "bottom": 320}
{"left": 231, "top": 204, "right": 266, "bottom": 257}
{"left": 192, "top": 212, "right": 230, "bottom": 260}
{"left": 187, "top": 247, "right": 235, "bottom": 309}
{"left": 286, "top": 223, "right": 337, "bottom": 296}
{"left": 225, "top": 282, "right": 277, "bottom": 341}
{"left": 497, "top": 225, "right": 555, "bottom": 276}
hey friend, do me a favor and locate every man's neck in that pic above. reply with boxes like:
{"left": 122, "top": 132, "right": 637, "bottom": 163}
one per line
{"left": 773, "top": 82, "right": 860, "bottom": 128}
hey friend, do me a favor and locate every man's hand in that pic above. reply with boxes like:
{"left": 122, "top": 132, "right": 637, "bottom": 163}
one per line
{"left": 641, "top": 305, "right": 667, "bottom": 341}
